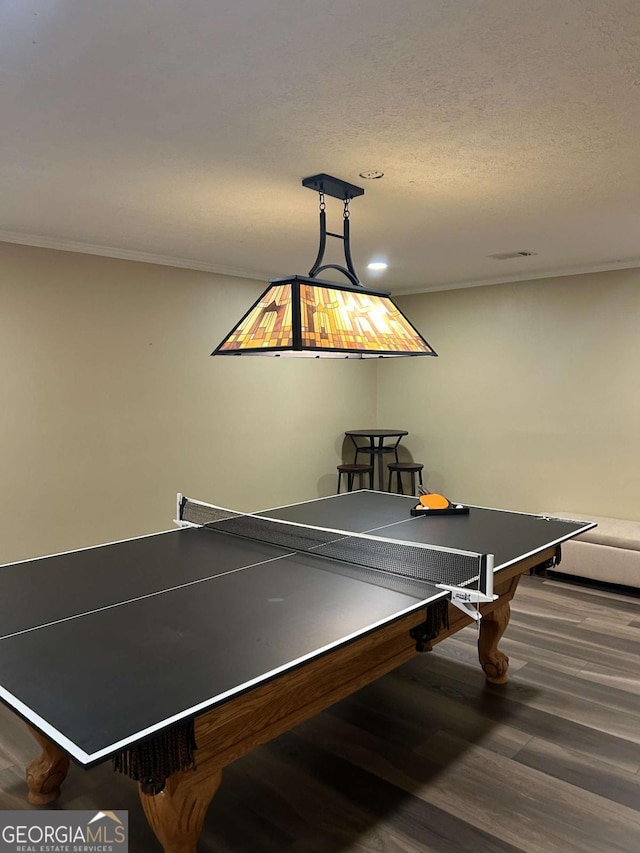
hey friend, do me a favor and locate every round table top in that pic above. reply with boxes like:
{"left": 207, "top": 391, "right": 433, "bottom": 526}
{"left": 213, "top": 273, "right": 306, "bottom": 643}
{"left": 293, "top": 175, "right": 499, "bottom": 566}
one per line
{"left": 345, "top": 429, "right": 408, "bottom": 437}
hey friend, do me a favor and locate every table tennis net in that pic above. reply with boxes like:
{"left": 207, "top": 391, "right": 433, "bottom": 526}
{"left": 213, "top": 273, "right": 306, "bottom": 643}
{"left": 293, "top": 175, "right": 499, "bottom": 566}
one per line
{"left": 179, "top": 496, "right": 484, "bottom": 589}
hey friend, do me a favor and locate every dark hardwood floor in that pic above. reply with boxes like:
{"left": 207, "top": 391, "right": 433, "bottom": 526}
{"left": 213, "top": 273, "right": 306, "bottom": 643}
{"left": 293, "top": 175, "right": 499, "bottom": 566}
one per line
{"left": 2, "top": 574, "right": 640, "bottom": 852}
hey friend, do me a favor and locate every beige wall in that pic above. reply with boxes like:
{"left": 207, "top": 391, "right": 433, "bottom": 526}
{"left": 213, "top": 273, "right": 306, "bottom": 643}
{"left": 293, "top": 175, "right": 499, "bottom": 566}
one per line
{"left": 0, "top": 242, "right": 376, "bottom": 563}
{"left": 3, "top": 242, "right": 637, "bottom": 565}
{"left": 378, "top": 268, "right": 640, "bottom": 520}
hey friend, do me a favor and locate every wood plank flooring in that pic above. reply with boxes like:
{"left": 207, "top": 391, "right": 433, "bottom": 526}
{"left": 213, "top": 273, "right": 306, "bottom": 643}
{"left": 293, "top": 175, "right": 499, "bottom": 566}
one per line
{"left": 1, "top": 574, "right": 640, "bottom": 852}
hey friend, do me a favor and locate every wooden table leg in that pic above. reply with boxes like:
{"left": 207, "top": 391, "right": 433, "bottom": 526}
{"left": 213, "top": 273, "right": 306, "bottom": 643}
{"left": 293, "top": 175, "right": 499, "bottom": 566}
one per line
{"left": 478, "top": 600, "right": 511, "bottom": 684}
{"left": 26, "top": 726, "right": 70, "bottom": 804}
{"left": 139, "top": 765, "right": 222, "bottom": 853}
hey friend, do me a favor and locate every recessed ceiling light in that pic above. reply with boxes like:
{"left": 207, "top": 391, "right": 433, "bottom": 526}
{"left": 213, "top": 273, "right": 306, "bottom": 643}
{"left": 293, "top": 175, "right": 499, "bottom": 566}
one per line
{"left": 359, "top": 170, "right": 384, "bottom": 180}
{"left": 367, "top": 261, "right": 388, "bottom": 271}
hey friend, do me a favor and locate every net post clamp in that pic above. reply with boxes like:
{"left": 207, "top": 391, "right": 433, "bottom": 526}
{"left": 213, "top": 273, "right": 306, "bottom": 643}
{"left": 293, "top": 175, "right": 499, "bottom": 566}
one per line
{"left": 436, "top": 554, "right": 497, "bottom": 622}
{"left": 436, "top": 585, "right": 498, "bottom": 621}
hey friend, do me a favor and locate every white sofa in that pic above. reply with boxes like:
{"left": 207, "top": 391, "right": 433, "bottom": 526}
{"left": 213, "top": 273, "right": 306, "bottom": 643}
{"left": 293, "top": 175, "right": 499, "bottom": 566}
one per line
{"left": 546, "top": 512, "right": 640, "bottom": 588}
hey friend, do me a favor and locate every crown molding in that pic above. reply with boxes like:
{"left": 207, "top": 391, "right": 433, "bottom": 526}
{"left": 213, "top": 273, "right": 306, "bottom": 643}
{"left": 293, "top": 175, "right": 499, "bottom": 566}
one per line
{"left": 0, "top": 230, "right": 266, "bottom": 282}
{"left": 394, "top": 259, "right": 640, "bottom": 296}
{"left": 2, "top": 229, "right": 639, "bottom": 296}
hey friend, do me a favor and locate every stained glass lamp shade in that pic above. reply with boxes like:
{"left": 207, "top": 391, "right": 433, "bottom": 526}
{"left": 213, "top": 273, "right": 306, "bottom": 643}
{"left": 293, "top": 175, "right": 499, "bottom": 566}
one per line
{"left": 211, "top": 173, "right": 437, "bottom": 359}
{"left": 212, "top": 276, "right": 437, "bottom": 359}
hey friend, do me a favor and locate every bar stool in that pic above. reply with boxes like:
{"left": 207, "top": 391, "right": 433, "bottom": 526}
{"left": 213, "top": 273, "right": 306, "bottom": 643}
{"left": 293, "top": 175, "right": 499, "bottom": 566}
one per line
{"left": 337, "top": 463, "right": 374, "bottom": 493}
{"left": 387, "top": 462, "right": 424, "bottom": 495}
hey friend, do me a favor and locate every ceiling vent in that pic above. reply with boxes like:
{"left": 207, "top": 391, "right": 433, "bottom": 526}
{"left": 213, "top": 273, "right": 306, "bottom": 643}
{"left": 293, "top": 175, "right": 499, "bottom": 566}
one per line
{"left": 488, "top": 250, "right": 537, "bottom": 260}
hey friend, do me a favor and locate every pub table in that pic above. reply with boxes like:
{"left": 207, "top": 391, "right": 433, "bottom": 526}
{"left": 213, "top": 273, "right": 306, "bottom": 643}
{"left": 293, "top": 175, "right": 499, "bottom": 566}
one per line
{"left": 345, "top": 429, "right": 408, "bottom": 491}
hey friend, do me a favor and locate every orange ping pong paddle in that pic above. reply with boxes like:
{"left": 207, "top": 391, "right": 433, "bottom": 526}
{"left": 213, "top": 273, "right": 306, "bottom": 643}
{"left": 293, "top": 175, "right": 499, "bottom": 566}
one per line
{"left": 419, "top": 493, "right": 450, "bottom": 510}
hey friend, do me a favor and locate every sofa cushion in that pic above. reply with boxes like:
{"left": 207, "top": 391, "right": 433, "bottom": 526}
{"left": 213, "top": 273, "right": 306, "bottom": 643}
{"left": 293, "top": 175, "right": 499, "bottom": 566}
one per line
{"left": 547, "top": 512, "right": 640, "bottom": 552}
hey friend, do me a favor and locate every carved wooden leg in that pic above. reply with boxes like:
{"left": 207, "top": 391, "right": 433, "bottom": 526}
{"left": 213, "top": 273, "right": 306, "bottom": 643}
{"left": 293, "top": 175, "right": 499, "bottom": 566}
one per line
{"left": 139, "top": 765, "right": 222, "bottom": 853}
{"left": 478, "top": 601, "right": 511, "bottom": 684}
{"left": 26, "top": 727, "right": 70, "bottom": 804}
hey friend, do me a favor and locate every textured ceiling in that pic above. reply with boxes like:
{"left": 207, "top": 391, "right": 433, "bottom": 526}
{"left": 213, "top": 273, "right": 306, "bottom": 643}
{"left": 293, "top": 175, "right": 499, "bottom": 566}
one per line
{"left": 1, "top": 0, "right": 639, "bottom": 293}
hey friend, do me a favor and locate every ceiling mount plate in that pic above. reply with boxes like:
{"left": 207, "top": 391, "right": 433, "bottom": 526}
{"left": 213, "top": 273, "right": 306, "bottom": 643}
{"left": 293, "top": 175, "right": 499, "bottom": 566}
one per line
{"left": 302, "top": 173, "right": 364, "bottom": 200}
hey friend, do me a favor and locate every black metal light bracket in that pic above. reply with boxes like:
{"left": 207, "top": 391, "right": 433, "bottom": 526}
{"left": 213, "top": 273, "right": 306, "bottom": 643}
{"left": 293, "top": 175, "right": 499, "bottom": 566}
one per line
{"left": 302, "top": 173, "right": 365, "bottom": 287}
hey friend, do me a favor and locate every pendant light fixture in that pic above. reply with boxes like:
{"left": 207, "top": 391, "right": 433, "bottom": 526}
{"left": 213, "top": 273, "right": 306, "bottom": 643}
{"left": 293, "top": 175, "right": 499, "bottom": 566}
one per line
{"left": 211, "top": 174, "right": 437, "bottom": 359}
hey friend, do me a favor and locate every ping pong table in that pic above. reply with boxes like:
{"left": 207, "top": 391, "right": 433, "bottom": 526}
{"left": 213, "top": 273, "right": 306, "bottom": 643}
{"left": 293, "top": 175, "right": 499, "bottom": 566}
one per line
{"left": 0, "top": 490, "right": 593, "bottom": 852}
